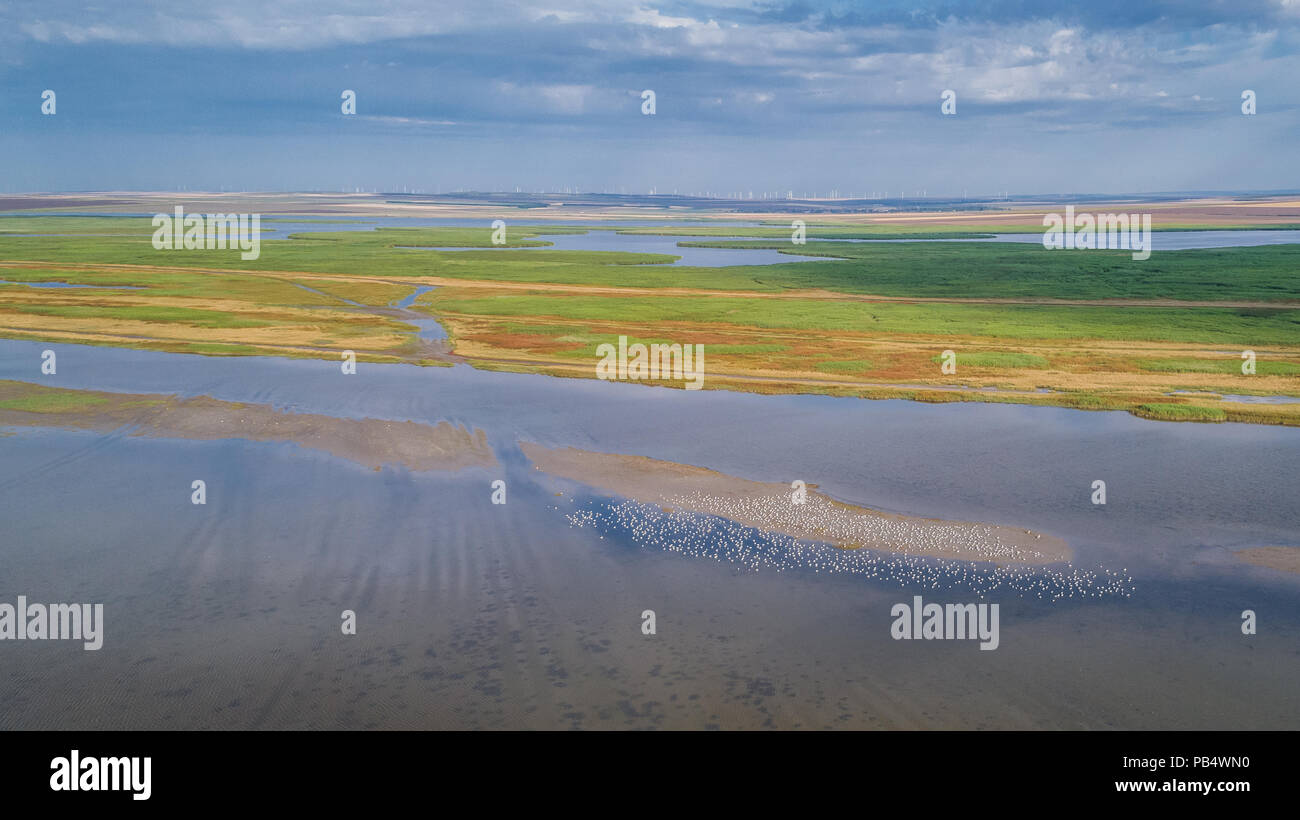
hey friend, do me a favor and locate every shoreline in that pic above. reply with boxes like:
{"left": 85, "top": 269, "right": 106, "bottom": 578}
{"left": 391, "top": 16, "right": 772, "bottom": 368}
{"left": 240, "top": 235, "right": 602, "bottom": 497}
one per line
{"left": 5, "top": 326, "right": 1300, "bottom": 427}
{"left": 2, "top": 201, "right": 1297, "bottom": 427}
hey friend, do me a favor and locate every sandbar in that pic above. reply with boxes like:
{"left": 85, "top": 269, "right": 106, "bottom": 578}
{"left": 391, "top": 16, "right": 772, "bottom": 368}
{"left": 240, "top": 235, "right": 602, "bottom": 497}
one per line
{"left": 520, "top": 442, "right": 1069, "bottom": 564}
{"left": 0, "top": 380, "right": 494, "bottom": 472}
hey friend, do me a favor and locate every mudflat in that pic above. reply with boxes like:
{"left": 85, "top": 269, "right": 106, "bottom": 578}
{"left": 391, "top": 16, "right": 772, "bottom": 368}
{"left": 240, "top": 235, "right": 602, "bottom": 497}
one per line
{"left": 1235, "top": 546, "right": 1300, "bottom": 575}
{"left": 520, "top": 441, "right": 1070, "bottom": 565}
{"left": 0, "top": 380, "right": 494, "bottom": 472}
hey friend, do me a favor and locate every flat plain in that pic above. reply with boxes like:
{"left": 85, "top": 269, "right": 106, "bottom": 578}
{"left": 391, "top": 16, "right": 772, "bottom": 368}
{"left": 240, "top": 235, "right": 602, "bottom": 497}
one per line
{"left": 0, "top": 193, "right": 1297, "bottom": 425}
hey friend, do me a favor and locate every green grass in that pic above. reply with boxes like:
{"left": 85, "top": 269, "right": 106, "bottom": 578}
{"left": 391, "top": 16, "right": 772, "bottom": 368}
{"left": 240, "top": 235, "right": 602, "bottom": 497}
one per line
{"left": 0, "top": 216, "right": 160, "bottom": 235}
{"left": 929, "top": 351, "right": 1049, "bottom": 368}
{"left": 0, "top": 219, "right": 1297, "bottom": 303}
{"left": 501, "top": 323, "right": 574, "bottom": 336}
{"left": 2, "top": 217, "right": 1299, "bottom": 425}
{"left": 674, "top": 240, "right": 1300, "bottom": 301}
{"left": 185, "top": 342, "right": 276, "bottom": 356}
{"left": 815, "top": 359, "right": 874, "bottom": 374}
{"left": 0, "top": 392, "right": 110, "bottom": 413}
{"left": 429, "top": 292, "right": 1300, "bottom": 346}
{"left": 1137, "top": 358, "right": 1300, "bottom": 375}
{"left": 11, "top": 304, "right": 274, "bottom": 328}
{"left": 0, "top": 265, "right": 344, "bottom": 305}
{"left": 534, "top": 334, "right": 785, "bottom": 360}
{"left": 1133, "top": 403, "right": 1228, "bottom": 422}
{"left": 622, "top": 222, "right": 1300, "bottom": 237}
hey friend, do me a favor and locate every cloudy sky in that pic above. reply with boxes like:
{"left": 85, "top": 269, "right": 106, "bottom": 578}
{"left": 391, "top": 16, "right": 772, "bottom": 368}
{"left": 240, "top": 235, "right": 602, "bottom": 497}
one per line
{"left": 2, "top": 0, "right": 1298, "bottom": 196}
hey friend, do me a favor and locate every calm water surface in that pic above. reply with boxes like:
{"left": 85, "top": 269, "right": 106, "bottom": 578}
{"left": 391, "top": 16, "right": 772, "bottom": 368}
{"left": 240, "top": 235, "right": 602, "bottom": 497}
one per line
{"left": 1, "top": 214, "right": 1297, "bottom": 729}
{"left": 2, "top": 338, "right": 1297, "bottom": 729}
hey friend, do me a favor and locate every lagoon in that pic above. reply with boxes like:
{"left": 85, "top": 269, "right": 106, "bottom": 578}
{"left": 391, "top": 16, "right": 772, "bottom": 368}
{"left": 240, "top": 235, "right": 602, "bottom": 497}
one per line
{"left": 1, "top": 337, "right": 1297, "bottom": 729}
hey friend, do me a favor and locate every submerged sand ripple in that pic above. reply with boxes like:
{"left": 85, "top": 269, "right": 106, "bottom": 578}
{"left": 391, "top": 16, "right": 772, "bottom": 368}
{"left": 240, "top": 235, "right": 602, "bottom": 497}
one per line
{"left": 1235, "top": 547, "right": 1300, "bottom": 575}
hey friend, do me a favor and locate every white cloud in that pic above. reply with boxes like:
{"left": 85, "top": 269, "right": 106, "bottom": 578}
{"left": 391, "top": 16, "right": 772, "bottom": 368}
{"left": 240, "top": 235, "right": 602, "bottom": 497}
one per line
{"left": 628, "top": 7, "right": 701, "bottom": 29}
{"left": 359, "top": 115, "right": 460, "bottom": 126}
{"left": 496, "top": 81, "right": 596, "bottom": 114}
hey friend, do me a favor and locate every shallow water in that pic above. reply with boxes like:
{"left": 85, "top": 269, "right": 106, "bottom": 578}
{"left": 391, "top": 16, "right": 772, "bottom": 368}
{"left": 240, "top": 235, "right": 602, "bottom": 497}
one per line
{"left": 1, "top": 338, "right": 1297, "bottom": 729}
{"left": 397, "top": 232, "right": 831, "bottom": 266}
{"left": 0, "top": 280, "right": 143, "bottom": 290}
{"left": 8, "top": 214, "right": 1300, "bottom": 262}
{"left": 393, "top": 285, "right": 445, "bottom": 340}
{"left": 265, "top": 219, "right": 1300, "bottom": 256}
{"left": 1168, "top": 390, "right": 1300, "bottom": 404}
{"left": 1218, "top": 394, "right": 1300, "bottom": 405}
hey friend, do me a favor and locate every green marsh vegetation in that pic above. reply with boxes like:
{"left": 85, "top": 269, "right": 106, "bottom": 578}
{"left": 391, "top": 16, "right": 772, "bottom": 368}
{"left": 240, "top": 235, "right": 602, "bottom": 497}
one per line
{"left": 0, "top": 216, "right": 1297, "bottom": 424}
{"left": 0, "top": 219, "right": 1298, "bottom": 303}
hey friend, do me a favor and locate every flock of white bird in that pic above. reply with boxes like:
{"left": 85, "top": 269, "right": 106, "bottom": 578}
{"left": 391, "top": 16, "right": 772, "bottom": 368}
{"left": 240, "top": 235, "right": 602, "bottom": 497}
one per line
{"left": 563, "top": 494, "right": 1135, "bottom": 601}
{"left": 673, "top": 490, "right": 1052, "bottom": 562}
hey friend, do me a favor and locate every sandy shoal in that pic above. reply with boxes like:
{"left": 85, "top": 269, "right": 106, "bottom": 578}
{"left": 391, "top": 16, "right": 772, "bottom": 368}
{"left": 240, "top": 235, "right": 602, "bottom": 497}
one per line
{"left": 0, "top": 380, "right": 493, "bottom": 472}
{"left": 1235, "top": 547, "right": 1300, "bottom": 575}
{"left": 520, "top": 442, "right": 1069, "bottom": 564}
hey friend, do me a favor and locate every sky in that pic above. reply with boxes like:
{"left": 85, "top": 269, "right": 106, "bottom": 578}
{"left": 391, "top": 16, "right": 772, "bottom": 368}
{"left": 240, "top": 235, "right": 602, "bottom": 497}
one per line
{"left": 1, "top": 0, "right": 1298, "bottom": 197}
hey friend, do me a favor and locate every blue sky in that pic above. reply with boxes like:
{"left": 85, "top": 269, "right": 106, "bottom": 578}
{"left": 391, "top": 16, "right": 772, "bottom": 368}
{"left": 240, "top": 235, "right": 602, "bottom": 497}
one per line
{"left": 2, "top": 0, "right": 1298, "bottom": 196}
